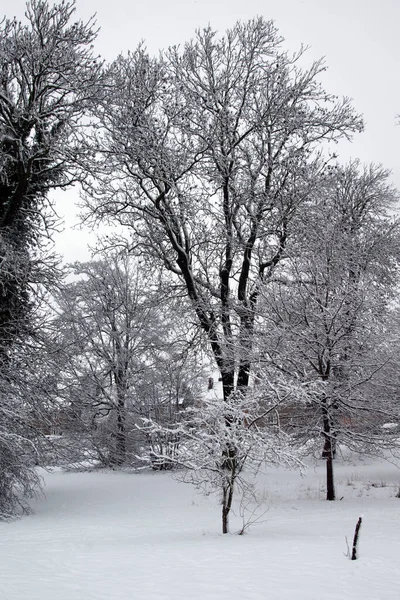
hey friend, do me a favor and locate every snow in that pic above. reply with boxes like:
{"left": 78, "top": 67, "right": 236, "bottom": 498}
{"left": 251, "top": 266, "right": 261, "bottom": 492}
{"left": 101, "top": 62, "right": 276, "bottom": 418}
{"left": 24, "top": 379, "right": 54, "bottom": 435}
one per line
{"left": 2, "top": 457, "right": 400, "bottom": 600}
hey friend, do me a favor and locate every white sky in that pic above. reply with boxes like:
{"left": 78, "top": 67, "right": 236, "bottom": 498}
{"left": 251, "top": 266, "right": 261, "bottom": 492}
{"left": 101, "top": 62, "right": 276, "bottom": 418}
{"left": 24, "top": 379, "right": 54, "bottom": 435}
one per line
{"left": 3, "top": 0, "right": 400, "bottom": 262}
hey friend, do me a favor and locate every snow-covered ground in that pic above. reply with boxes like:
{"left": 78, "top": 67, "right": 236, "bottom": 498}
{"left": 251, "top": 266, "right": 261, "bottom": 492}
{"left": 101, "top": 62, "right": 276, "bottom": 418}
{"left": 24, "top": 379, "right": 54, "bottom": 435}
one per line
{"left": 2, "top": 456, "right": 400, "bottom": 600}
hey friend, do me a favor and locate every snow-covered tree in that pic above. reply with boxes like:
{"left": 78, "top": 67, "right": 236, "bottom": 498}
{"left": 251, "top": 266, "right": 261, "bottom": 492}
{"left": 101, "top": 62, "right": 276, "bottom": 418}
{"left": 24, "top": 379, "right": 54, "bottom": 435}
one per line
{"left": 0, "top": 0, "right": 102, "bottom": 357}
{"left": 50, "top": 254, "right": 204, "bottom": 466}
{"left": 0, "top": 357, "right": 41, "bottom": 517}
{"left": 0, "top": 0, "right": 102, "bottom": 512}
{"left": 140, "top": 381, "right": 303, "bottom": 533}
{"left": 82, "top": 19, "right": 362, "bottom": 515}
{"left": 258, "top": 162, "right": 400, "bottom": 499}
{"left": 83, "top": 18, "right": 361, "bottom": 405}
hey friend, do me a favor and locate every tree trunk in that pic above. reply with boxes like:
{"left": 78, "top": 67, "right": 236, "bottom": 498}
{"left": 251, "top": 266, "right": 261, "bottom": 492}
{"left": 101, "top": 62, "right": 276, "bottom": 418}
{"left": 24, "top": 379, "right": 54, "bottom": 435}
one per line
{"left": 322, "top": 407, "right": 335, "bottom": 501}
{"left": 322, "top": 433, "right": 337, "bottom": 459}
{"left": 222, "top": 498, "right": 229, "bottom": 534}
{"left": 325, "top": 449, "right": 335, "bottom": 501}
{"left": 114, "top": 406, "right": 126, "bottom": 466}
{"left": 222, "top": 480, "right": 234, "bottom": 534}
{"left": 112, "top": 360, "right": 127, "bottom": 466}
{"left": 220, "top": 367, "right": 237, "bottom": 534}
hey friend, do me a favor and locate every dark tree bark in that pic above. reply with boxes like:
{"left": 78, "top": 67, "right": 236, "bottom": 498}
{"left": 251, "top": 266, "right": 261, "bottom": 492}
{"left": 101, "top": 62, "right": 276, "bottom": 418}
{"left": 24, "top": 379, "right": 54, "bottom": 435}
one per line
{"left": 322, "top": 402, "right": 336, "bottom": 501}
{"left": 222, "top": 471, "right": 235, "bottom": 535}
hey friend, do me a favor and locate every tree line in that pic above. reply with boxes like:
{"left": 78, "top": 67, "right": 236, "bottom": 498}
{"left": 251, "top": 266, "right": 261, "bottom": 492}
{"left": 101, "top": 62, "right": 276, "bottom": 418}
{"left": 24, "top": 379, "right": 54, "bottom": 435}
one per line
{"left": 1, "top": 0, "right": 400, "bottom": 531}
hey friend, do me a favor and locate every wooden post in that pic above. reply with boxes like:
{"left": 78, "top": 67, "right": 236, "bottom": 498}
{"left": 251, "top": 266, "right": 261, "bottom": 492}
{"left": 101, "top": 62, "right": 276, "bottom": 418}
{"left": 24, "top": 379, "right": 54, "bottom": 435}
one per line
{"left": 351, "top": 517, "right": 362, "bottom": 560}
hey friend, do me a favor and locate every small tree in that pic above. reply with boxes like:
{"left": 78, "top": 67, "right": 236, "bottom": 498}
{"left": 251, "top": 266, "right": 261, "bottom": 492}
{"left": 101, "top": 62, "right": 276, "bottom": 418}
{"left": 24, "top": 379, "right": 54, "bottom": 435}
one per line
{"left": 140, "top": 380, "right": 303, "bottom": 534}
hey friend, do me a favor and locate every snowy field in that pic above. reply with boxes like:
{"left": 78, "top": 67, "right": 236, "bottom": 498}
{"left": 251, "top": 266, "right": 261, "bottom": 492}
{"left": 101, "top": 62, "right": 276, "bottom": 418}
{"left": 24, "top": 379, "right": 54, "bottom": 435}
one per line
{"left": 2, "top": 456, "right": 400, "bottom": 600}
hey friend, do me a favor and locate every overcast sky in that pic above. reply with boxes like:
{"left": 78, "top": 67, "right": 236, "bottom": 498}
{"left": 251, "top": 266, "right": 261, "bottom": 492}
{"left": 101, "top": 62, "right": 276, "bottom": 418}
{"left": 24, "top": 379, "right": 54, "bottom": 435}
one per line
{"left": 3, "top": 0, "right": 400, "bottom": 262}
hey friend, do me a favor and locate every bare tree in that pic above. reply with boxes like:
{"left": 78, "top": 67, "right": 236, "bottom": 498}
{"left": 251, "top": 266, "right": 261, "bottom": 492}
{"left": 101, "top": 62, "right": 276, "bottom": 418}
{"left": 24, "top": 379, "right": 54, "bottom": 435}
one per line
{"left": 50, "top": 254, "right": 204, "bottom": 467}
{"left": 140, "top": 382, "right": 303, "bottom": 534}
{"left": 83, "top": 20, "right": 361, "bottom": 403}
{"left": 50, "top": 255, "right": 157, "bottom": 465}
{"left": 82, "top": 18, "right": 361, "bottom": 523}
{"left": 258, "top": 161, "right": 400, "bottom": 500}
